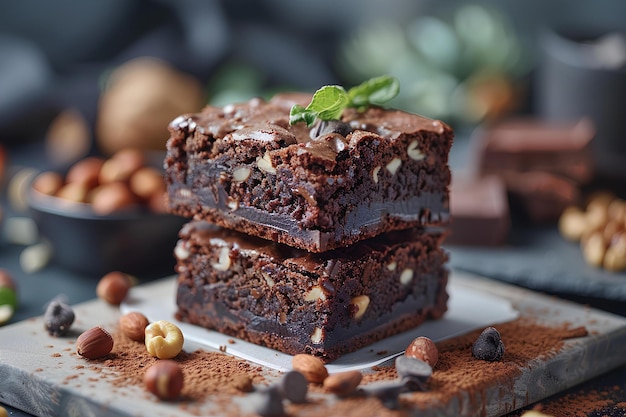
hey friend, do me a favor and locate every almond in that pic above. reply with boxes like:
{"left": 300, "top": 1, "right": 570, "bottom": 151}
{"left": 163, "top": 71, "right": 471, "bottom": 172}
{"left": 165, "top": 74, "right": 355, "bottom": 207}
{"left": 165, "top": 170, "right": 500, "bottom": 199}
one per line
{"left": 322, "top": 370, "right": 362, "bottom": 396}
{"left": 76, "top": 326, "right": 114, "bottom": 359}
{"left": 291, "top": 354, "right": 328, "bottom": 384}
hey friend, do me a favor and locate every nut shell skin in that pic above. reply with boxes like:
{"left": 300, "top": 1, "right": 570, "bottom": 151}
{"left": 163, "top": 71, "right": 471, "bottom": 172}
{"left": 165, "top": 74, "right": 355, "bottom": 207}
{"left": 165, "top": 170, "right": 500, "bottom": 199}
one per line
{"left": 405, "top": 336, "right": 439, "bottom": 368}
{"left": 76, "top": 326, "right": 114, "bottom": 359}
{"left": 96, "top": 271, "right": 132, "bottom": 305}
{"left": 119, "top": 312, "right": 149, "bottom": 342}
{"left": 143, "top": 360, "right": 184, "bottom": 400}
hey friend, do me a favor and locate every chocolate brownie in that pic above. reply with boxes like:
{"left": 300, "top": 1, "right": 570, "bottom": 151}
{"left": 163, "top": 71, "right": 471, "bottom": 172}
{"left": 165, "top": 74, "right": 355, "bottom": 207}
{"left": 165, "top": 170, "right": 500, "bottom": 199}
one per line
{"left": 445, "top": 175, "right": 510, "bottom": 246}
{"left": 165, "top": 93, "right": 453, "bottom": 252}
{"left": 474, "top": 117, "right": 595, "bottom": 185}
{"left": 174, "top": 220, "right": 449, "bottom": 361}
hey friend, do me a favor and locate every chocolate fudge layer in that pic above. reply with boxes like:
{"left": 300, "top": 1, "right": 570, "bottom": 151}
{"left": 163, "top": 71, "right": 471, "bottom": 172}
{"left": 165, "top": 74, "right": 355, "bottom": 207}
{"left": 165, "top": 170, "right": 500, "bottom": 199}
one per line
{"left": 165, "top": 93, "right": 453, "bottom": 252}
{"left": 174, "top": 221, "right": 449, "bottom": 361}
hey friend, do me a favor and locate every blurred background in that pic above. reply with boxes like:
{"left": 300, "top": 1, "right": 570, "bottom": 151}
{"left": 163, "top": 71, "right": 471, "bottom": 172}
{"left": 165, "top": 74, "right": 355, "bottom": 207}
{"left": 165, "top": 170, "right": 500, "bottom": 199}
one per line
{"left": 1, "top": 0, "right": 625, "bottom": 151}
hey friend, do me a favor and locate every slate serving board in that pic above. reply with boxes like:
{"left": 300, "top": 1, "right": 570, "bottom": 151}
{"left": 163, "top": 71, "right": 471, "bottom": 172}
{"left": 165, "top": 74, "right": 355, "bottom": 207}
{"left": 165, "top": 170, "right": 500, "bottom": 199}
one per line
{"left": 1, "top": 271, "right": 626, "bottom": 417}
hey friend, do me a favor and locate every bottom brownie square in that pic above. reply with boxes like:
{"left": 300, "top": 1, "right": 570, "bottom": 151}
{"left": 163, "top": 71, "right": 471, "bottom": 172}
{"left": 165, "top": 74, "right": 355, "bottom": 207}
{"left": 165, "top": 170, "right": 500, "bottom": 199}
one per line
{"left": 174, "top": 221, "right": 449, "bottom": 361}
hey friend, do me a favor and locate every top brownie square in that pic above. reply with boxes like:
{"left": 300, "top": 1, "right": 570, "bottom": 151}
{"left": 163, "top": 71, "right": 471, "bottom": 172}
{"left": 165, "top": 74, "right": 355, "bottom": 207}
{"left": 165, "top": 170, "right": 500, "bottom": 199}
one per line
{"left": 165, "top": 93, "right": 453, "bottom": 252}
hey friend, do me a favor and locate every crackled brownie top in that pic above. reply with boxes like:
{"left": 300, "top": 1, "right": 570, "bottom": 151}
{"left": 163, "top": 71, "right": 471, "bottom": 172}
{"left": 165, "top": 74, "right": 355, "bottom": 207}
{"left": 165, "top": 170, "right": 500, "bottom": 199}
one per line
{"left": 166, "top": 93, "right": 453, "bottom": 251}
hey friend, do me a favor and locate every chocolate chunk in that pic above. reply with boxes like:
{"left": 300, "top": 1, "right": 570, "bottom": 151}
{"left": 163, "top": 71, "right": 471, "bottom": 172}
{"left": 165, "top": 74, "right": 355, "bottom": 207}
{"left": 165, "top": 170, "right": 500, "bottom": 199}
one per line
{"left": 277, "top": 371, "right": 308, "bottom": 404}
{"left": 310, "top": 120, "right": 353, "bottom": 139}
{"left": 446, "top": 175, "right": 510, "bottom": 246}
{"left": 395, "top": 355, "right": 432, "bottom": 391}
{"left": 364, "top": 381, "right": 406, "bottom": 410}
{"left": 251, "top": 386, "right": 284, "bottom": 417}
{"left": 472, "top": 326, "right": 505, "bottom": 361}
{"left": 43, "top": 298, "right": 75, "bottom": 337}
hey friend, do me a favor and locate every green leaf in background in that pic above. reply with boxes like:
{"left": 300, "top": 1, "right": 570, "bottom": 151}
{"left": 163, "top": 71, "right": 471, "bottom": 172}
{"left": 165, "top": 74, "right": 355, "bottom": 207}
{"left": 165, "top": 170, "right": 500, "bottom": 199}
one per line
{"left": 348, "top": 75, "right": 400, "bottom": 108}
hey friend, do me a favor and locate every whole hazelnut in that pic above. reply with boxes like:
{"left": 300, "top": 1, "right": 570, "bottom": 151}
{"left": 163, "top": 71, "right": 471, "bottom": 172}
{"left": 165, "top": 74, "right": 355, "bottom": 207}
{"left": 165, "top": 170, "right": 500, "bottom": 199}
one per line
{"left": 90, "top": 182, "right": 137, "bottom": 215}
{"left": 129, "top": 166, "right": 165, "bottom": 201}
{"left": 405, "top": 336, "right": 439, "bottom": 368}
{"left": 55, "top": 182, "right": 89, "bottom": 204}
{"left": 143, "top": 360, "right": 184, "bottom": 400}
{"left": 119, "top": 311, "right": 150, "bottom": 342}
{"left": 96, "top": 271, "right": 133, "bottom": 305}
{"left": 99, "top": 149, "right": 145, "bottom": 184}
{"left": 76, "top": 326, "right": 114, "bottom": 359}
{"left": 65, "top": 157, "right": 105, "bottom": 189}
{"left": 31, "top": 171, "right": 64, "bottom": 196}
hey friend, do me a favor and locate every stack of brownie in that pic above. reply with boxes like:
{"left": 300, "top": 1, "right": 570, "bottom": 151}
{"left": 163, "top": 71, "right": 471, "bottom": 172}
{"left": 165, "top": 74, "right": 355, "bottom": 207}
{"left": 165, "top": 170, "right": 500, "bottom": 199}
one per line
{"left": 163, "top": 93, "right": 454, "bottom": 361}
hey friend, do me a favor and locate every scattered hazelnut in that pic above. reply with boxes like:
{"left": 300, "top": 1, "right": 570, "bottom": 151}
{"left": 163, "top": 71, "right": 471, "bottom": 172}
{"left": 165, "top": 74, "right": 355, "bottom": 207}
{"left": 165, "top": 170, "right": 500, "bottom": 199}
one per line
{"left": 119, "top": 311, "right": 150, "bottom": 342}
{"left": 143, "top": 360, "right": 184, "bottom": 401}
{"left": 0, "top": 405, "right": 8, "bottom": 417}
{"left": 145, "top": 320, "right": 184, "bottom": 359}
{"left": 322, "top": 370, "right": 362, "bottom": 396}
{"left": 291, "top": 354, "right": 328, "bottom": 384}
{"left": 405, "top": 336, "right": 438, "bottom": 368}
{"left": 581, "top": 231, "right": 606, "bottom": 268}
{"left": 19, "top": 241, "right": 53, "bottom": 274}
{"left": 76, "top": 326, "right": 114, "bottom": 359}
{"left": 96, "top": 271, "right": 133, "bottom": 305}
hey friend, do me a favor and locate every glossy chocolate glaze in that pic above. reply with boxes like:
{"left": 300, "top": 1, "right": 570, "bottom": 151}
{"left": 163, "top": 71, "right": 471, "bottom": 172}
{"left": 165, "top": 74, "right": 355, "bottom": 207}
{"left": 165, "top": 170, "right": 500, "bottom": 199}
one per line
{"left": 165, "top": 94, "right": 453, "bottom": 252}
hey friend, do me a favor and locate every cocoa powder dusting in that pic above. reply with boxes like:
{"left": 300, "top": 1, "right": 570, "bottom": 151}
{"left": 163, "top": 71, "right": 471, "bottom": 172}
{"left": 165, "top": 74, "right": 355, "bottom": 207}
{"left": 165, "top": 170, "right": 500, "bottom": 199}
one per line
{"left": 91, "top": 327, "right": 267, "bottom": 402}
{"left": 76, "top": 318, "right": 618, "bottom": 416}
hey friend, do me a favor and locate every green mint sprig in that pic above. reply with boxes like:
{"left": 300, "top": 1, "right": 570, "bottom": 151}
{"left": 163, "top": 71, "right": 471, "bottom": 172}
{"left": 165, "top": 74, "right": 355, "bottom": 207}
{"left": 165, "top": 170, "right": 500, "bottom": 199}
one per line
{"left": 289, "top": 75, "right": 399, "bottom": 126}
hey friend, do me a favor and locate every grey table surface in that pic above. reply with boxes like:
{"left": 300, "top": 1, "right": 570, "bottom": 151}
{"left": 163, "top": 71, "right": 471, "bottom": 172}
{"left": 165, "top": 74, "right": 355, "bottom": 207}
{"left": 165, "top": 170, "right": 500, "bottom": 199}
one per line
{"left": 2, "top": 136, "right": 626, "bottom": 416}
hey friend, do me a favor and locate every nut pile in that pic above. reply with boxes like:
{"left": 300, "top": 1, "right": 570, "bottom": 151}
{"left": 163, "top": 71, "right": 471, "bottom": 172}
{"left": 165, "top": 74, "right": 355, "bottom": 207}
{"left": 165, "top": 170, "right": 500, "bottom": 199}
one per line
{"left": 559, "top": 192, "right": 626, "bottom": 271}
{"left": 31, "top": 148, "right": 166, "bottom": 216}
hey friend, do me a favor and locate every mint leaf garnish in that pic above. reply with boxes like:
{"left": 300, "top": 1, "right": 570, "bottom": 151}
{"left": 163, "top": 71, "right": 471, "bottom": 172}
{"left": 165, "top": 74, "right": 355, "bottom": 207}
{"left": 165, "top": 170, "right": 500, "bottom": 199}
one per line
{"left": 289, "top": 85, "right": 349, "bottom": 127}
{"left": 348, "top": 75, "right": 400, "bottom": 109}
{"left": 289, "top": 76, "right": 399, "bottom": 126}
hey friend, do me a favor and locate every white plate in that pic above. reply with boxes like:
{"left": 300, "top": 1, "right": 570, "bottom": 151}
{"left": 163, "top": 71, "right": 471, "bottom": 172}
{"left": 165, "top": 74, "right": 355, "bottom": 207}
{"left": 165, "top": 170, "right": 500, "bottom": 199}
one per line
{"left": 121, "top": 274, "right": 519, "bottom": 373}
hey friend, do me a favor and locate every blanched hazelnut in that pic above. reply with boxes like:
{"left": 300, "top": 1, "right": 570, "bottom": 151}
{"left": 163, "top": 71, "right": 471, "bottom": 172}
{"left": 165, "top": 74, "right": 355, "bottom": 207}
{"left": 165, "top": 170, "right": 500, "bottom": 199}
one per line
{"left": 350, "top": 295, "right": 370, "bottom": 320}
{"left": 558, "top": 206, "right": 588, "bottom": 242}
{"left": 145, "top": 320, "right": 184, "bottom": 359}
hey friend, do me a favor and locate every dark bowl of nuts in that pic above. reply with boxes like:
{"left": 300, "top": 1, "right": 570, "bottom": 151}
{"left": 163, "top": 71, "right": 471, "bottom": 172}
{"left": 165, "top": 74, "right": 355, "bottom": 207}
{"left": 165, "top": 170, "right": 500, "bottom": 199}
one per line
{"left": 27, "top": 149, "right": 187, "bottom": 277}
